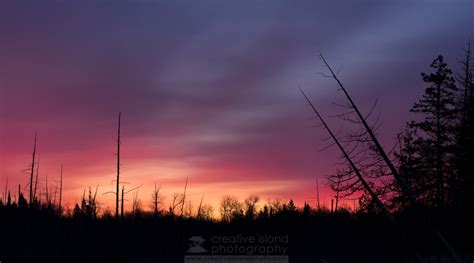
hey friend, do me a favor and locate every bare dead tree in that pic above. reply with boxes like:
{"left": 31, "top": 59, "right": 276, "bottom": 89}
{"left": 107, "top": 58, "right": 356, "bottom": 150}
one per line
{"left": 3, "top": 176, "right": 8, "bottom": 204}
{"left": 327, "top": 171, "right": 343, "bottom": 212}
{"left": 7, "top": 190, "right": 11, "bottom": 206}
{"left": 300, "top": 88, "right": 394, "bottom": 222}
{"left": 103, "top": 183, "right": 140, "bottom": 219}
{"left": 197, "top": 194, "right": 204, "bottom": 219}
{"left": 53, "top": 183, "right": 58, "bottom": 207}
{"left": 45, "top": 174, "right": 49, "bottom": 205}
{"left": 458, "top": 41, "right": 472, "bottom": 122}
{"left": 58, "top": 164, "right": 63, "bottom": 216}
{"left": 180, "top": 176, "right": 188, "bottom": 217}
{"left": 334, "top": 181, "right": 340, "bottom": 212}
{"left": 199, "top": 204, "right": 213, "bottom": 220}
{"left": 315, "top": 178, "right": 321, "bottom": 210}
{"left": 170, "top": 194, "right": 177, "bottom": 215}
{"left": 244, "top": 194, "right": 260, "bottom": 219}
{"left": 116, "top": 112, "right": 121, "bottom": 218}
{"left": 92, "top": 185, "right": 98, "bottom": 217}
{"left": 131, "top": 189, "right": 142, "bottom": 216}
{"left": 80, "top": 186, "right": 99, "bottom": 219}
{"left": 326, "top": 167, "right": 363, "bottom": 212}
{"left": 184, "top": 200, "right": 194, "bottom": 217}
{"left": 151, "top": 181, "right": 161, "bottom": 215}
{"left": 29, "top": 132, "right": 37, "bottom": 206}
{"left": 268, "top": 198, "right": 283, "bottom": 215}
{"left": 97, "top": 113, "right": 125, "bottom": 218}
{"left": 220, "top": 195, "right": 242, "bottom": 222}
{"left": 169, "top": 193, "right": 182, "bottom": 215}
{"left": 121, "top": 185, "right": 124, "bottom": 219}
{"left": 33, "top": 156, "right": 40, "bottom": 203}
{"left": 49, "top": 183, "right": 54, "bottom": 207}
{"left": 129, "top": 185, "right": 142, "bottom": 216}
{"left": 318, "top": 53, "right": 417, "bottom": 206}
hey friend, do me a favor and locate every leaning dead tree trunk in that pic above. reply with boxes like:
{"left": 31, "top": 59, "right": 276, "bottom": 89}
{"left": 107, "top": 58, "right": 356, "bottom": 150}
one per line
{"left": 29, "top": 132, "right": 37, "bottom": 206}
{"left": 319, "top": 53, "right": 418, "bottom": 206}
{"left": 300, "top": 88, "right": 394, "bottom": 222}
{"left": 116, "top": 112, "right": 121, "bottom": 218}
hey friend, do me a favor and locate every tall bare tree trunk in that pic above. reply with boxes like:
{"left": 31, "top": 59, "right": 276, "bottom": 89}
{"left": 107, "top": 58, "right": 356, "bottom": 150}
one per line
{"left": 29, "top": 132, "right": 37, "bottom": 206}
{"left": 116, "top": 112, "right": 121, "bottom": 218}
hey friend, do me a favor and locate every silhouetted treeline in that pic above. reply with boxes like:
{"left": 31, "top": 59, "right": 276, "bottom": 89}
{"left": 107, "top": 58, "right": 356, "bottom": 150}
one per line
{"left": 1, "top": 194, "right": 473, "bottom": 262}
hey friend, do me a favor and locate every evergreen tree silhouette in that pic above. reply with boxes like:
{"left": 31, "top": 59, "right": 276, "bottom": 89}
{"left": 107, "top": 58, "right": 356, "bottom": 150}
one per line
{"left": 409, "top": 55, "right": 458, "bottom": 207}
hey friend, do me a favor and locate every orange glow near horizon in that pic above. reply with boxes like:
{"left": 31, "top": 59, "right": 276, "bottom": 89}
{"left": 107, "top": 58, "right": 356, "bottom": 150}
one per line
{"left": 0, "top": 131, "right": 340, "bottom": 217}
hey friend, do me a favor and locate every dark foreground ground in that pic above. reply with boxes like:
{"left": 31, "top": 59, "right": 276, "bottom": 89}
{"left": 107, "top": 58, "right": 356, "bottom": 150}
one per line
{"left": 0, "top": 207, "right": 473, "bottom": 263}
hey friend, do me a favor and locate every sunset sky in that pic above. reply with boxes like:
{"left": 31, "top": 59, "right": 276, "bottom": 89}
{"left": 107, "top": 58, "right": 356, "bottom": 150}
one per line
{"left": 0, "top": 1, "right": 472, "bottom": 213}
